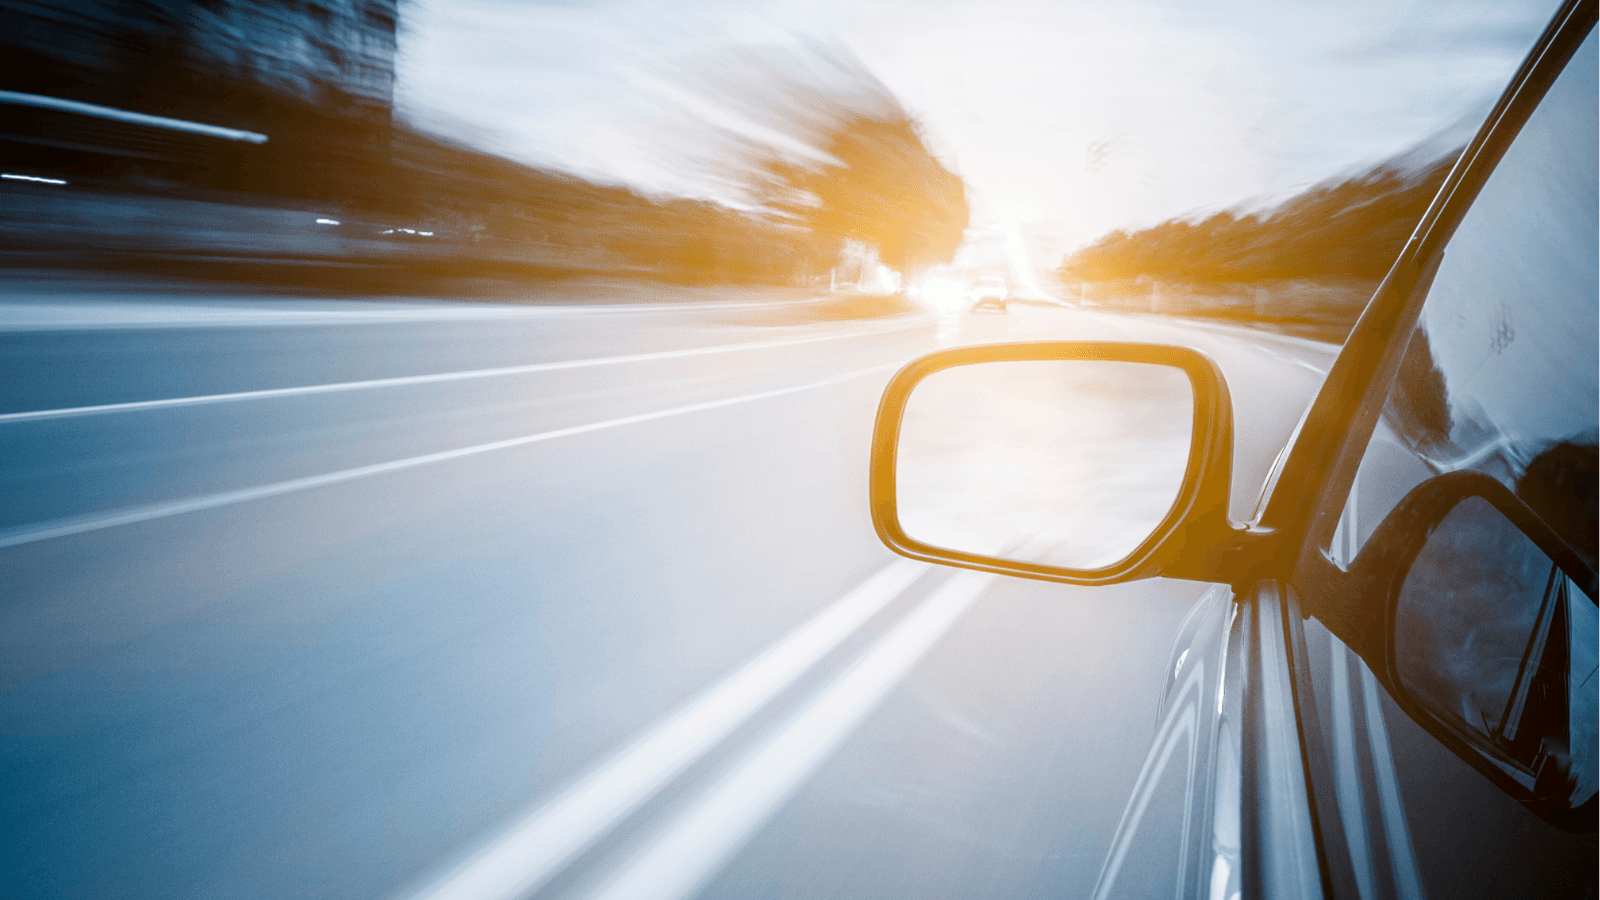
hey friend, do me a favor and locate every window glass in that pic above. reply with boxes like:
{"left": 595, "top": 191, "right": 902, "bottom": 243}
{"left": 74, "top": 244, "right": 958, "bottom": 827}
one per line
{"left": 1313, "top": 25, "right": 1599, "bottom": 899}
{"left": 1331, "top": 27, "right": 1598, "bottom": 568}
{"left": 1393, "top": 497, "right": 1558, "bottom": 738}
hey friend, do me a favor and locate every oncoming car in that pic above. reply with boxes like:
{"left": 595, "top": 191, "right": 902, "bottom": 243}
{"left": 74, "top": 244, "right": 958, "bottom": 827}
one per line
{"left": 969, "top": 275, "right": 1009, "bottom": 312}
{"left": 867, "top": 2, "right": 1597, "bottom": 898}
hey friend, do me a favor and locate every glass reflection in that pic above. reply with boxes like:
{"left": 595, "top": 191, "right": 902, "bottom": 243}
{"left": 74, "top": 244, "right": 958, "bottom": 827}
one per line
{"left": 1396, "top": 496, "right": 1598, "bottom": 804}
{"left": 896, "top": 359, "right": 1193, "bottom": 570}
{"left": 1335, "top": 30, "right": 1599, "bottom": 568}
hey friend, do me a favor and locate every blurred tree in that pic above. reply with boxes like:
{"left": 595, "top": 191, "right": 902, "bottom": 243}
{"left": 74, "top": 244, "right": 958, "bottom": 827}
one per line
{"left": 1058, "top": 150, "right": 1459, "bottom": 284}
{"left": 665, "top": 44, "right": 969, "bottom": 281}
{"left": 764, "top": 111, "right": 969, "bottom": 277}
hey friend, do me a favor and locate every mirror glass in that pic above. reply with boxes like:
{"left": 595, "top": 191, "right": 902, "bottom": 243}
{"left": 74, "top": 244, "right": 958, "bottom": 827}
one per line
{"left": 895, "top": 359, "right": 1194, "bottom": 570}
{"left": 1395, "top": 496, "right": 1598, "bottom": 807}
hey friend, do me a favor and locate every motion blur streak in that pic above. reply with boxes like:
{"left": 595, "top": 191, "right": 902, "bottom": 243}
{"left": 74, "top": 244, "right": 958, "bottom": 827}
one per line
{"left": 0, "top": 361, "right": 900, "bottom": 550}
{"left": 587, "top": 571, "right": 994, "bottom": 900}
{"left": 0, "top": 89, "right": 271, "bottom": 143}
{"left": 397, "top": 560, "right": 930, "bottom": 900}
{"left": 1, "top": 173, "right": 67, "bottom": 185}
{"left": 0, "top": 320, "right": 922, "bottom": 424}
{"left": 0, "top": 297, "right": 1338, "bottom": 899}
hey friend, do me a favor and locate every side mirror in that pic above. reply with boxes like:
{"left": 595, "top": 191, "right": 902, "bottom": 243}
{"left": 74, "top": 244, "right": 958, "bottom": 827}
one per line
{"left": 869, "top": 342, "right": 1240, "bottom": 585}
{"left": 1350, "top": 472, "right": 1598, "bottom": 831}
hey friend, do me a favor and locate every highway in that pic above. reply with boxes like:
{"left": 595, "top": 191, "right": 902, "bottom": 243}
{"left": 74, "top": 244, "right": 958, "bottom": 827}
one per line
{"left": 0, "top": 288, "right": 1338, "bottom": 900}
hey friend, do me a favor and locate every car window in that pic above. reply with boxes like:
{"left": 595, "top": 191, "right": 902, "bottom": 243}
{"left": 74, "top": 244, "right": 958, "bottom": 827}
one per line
{"left": 1330, "top": 26, "right": 1598, "bottom": 570}
{"left": 1312, "top": 23, "right": 1599, "bottom": 899}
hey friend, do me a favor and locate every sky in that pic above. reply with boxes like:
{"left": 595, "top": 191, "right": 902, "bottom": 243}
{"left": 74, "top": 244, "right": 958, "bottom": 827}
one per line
{"left": 397, "top": 0, "right": 1554, "bottom": 257}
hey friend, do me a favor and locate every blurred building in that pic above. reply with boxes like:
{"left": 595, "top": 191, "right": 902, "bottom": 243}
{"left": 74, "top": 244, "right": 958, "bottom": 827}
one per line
{"left": 0, "top": 0, "right": 397, "bottom": 198}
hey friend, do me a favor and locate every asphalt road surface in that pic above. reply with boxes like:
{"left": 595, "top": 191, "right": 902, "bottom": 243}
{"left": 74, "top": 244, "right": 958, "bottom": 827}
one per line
{"left": 0, "top": 288, "right": 1339, "bottom": 900}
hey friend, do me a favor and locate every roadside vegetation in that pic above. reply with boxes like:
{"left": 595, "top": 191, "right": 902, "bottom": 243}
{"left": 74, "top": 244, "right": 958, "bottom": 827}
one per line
{"left": 1, "top": 15, "right": 967, "bottom": 296}
{"left": 1057, "top": 145, "right": 1460, "bottom": 338}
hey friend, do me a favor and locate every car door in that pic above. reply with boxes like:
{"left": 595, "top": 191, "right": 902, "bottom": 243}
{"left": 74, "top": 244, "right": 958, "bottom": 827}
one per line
{"left": 1281, "top": 5, "right": 1598, "bottom": 898}
{"left": 1088, "top": 580, "right": 1323, "bottom": 900}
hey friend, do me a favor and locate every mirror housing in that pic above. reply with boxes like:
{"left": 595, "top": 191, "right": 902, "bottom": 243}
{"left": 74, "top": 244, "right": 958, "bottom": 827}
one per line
{"left": 869, "top": 341, "right": 1250, "bottom": 585}
{"left": 1343, "top": 471, "right": 1598, "bottom": 831}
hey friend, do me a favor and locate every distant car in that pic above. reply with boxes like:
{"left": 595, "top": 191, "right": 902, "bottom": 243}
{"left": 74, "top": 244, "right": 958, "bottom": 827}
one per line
{"left": 870, "top": 3, "right": 1597, "bottom": 896}
{"left": 969, "top": 276, "right": 1009, "bottom": 312}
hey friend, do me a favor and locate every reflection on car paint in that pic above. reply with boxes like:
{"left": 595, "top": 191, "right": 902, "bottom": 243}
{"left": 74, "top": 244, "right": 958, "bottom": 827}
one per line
{"left": 1095, "top": 584, "right": 1240, "bottom": 900}
{"left": 1326, "top": 482, "right": 1429, "bottom": 900}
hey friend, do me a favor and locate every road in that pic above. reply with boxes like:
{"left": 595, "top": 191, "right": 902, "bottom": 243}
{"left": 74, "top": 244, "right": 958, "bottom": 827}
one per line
{"left": 0, "top": 288, "right": 1339, "bottom": 900}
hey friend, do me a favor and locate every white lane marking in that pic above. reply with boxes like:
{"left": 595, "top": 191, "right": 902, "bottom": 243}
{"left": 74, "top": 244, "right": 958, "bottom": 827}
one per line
{"left": 0, "top": 321, "right": 926, "bottom": 424}
{"left": 1254, "top": 346, "right": 1331, "bottom": 377}
{"left": 394, "top": 559, "right": 930, "bottom": 900}
{"left": 0, "top": 361, "right": 899, "bottom": 549}
{"left": 1146, "top": 313, "right": 1343, "bottom": 355}
{"left": 1143, "top": 316, "right": 1335, "bottom": 376}
{"left": 1051, "top": 308, "right": 1336, "bottom": 376}
{"left": 585, "top": 570, "right": 993, "bottom": 900}
{"left": 0, "top": 89, "right": 269, "bottom": 143}
{"left": 0, "top": 294, "right": 911, "bottom": 331}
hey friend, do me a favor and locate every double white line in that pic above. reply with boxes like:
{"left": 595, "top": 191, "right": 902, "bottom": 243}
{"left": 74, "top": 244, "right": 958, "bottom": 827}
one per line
{"left": 0, "top": 361, "right": 900, "bottom": 549}
{"left": 8, "top": 314, "right": 972, "bottom": 895}
{"left": 0, "top": 320, "right": 925, "bottom": 425}
{"left": 395, "top": 565, "right": 994, "bottom": 900}
{"left": 0, "top": 320, "right": 925, "bottom": 548}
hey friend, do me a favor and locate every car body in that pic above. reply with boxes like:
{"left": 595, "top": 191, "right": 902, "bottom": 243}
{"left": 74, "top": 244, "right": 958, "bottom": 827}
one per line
{"left": 969, "top": 275, "right": 1009, "bottom": 312}
{"left": 868, "top": 2, "right": 1597, "bottom": 897}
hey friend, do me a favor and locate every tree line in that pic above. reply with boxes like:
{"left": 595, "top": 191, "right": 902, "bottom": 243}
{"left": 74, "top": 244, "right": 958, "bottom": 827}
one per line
{"left": 0, "top": 2, "right": 968, "bottom": 289}
{"left": 1059, "top": 150, "right": 1460, "bottom": 285}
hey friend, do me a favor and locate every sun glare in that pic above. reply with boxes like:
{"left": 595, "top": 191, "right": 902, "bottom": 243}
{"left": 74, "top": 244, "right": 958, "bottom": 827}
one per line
{"left": 917, "top": 272, "right": 968, "bottom": 310}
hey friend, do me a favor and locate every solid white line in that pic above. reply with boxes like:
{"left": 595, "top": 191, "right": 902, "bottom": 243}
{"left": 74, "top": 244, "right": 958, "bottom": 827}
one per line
{"left": 585, "top": 570, "right": 993, "bottom": 900}
{"left": 0, "top": 90, "right": 269, "bottom": 143}
{"left": 1255, "top": 346, "right": 1332, "bottom": 377}
{"left": 394, "top": 559, "right": 929, "bottom": 900}
{"left": 2, "top": 173, "right": 67, "bottom": 185}
{"left": 1154, "top": 314, "right": 1343, "bottom": 354}
{"left": 0, "top": 321, "right": 924, "bottom": 424}
{"left": 0, "top": 361, "right": 899, "bottom": 549}
{"left": 0, "top": 295, "right": 923, "bottom": 332}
